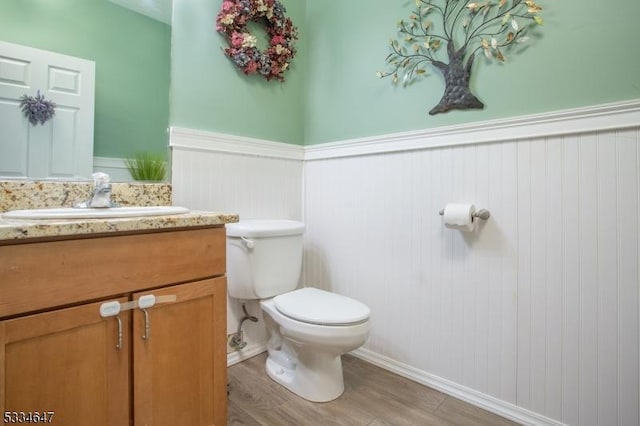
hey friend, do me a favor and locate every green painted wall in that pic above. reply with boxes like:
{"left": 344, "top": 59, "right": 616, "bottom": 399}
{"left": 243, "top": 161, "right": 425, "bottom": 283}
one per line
{"left": 0, "top": 0, "right": 171, "bottom": 158}
{"left": 5, "top": 0, "right": 634, "bottom": 152}
{"left": 304, "top": 0, "right": 640, "bottom": 145}
{"left": 170, "top": 0, "right": 306, "bottom": 145}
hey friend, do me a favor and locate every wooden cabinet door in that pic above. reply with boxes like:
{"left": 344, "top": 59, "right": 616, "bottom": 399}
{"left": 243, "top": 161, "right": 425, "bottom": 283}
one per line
{"left": 133, "top": 277, "right": 227, "bottom": 426}
{"left": 0, "top": 298, "right": 130, "bottom": 426}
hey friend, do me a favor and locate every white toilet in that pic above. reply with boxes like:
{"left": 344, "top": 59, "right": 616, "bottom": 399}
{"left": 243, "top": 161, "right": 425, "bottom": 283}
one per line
{"left": 226, "top": 220, "right": 370, "bottom": 402}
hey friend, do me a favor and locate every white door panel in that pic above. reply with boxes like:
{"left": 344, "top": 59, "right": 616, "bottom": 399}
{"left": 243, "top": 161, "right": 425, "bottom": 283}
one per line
{"left": 0, "top": 41, "right": 95, "bottom": 179}
{"left": 0, "top": 98, "right": 28, "bottom": 177}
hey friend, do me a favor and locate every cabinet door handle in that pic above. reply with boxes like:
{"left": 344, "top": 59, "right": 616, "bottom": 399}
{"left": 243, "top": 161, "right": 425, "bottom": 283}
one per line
{"left": 137, "top": 294, "right": 177, "bottom": 341}
{"left": 100, "top": 301, "right": 131, "bottom": 350}
{"left": 141, "top": 308, "right": 150, "bottom": 340}
{"left": 116, "top": 316, "right": 123, "bottom": 349}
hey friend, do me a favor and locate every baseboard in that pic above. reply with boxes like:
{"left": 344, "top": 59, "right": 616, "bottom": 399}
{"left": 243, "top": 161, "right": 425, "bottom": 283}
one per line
{"left": 224, "top": 343, "right": 563, "bottom": 425}
{"left": 227, "top": 343, "right": 267, "bottom": 367}
{"left": 93, "top": 156, "right": 125, "bottom": 168}
{"left": 350, "top": 348, "right": 566, "bottom": 426}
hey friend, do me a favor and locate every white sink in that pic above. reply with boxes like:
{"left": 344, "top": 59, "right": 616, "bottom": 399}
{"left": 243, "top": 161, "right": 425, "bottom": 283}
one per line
{"left": 3, "top": 206, "right": 190, "bottom": 220}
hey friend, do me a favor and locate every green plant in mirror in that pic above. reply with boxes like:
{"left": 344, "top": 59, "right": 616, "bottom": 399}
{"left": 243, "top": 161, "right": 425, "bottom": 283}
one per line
{"left": 124, "top": 152, "right": 167, "bottom": 181}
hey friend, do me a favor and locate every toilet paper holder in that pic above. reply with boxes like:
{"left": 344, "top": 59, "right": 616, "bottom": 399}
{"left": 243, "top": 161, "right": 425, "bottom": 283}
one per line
{"left": 438, "top": 208, "right": 491, "bottom": 220}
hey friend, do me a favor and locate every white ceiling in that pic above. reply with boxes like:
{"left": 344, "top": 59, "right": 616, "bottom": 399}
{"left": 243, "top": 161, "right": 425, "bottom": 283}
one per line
{"left": 108, "top": 0, "right": 173, "bottom": 25}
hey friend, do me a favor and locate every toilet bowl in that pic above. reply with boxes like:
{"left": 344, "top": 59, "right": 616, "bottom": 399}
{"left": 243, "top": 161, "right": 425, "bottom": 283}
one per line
{"left": 260, "top": 288, "right": 370, "bottom": 402}
{"left": 226, "top": 220, "right": 371, "bottom": 402}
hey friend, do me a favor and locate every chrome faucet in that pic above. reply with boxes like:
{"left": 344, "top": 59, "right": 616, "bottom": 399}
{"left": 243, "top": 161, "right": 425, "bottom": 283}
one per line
{"left": 76, "top": 172, "right": 117, "bottom": 208}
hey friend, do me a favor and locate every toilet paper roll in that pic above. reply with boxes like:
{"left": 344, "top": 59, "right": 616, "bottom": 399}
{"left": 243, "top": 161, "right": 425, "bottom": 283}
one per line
{"left": 443, "top": 203, "right": 476, "bottom": 232}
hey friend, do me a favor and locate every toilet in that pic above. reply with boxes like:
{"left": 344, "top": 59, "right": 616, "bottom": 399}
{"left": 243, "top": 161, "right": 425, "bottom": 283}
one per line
{"left": 226, "top": 220, "right": 370, "bottom": 402}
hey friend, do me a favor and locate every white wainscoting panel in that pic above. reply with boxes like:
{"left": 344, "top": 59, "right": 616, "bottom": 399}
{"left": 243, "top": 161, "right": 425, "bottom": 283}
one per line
{"left": 169, "top": 102, "right": 639, "bottom": 426}
{"left": 170, "top": 127, "right": 304, "bottom": 354}
{"left": 170, "top": 128, "right": 303, "bottom": 219}
{"left": 93, "top": 156, "right": 132, "bottom": 182}
{"left": 303, "top": 126, "right": 640, "bottom": 426}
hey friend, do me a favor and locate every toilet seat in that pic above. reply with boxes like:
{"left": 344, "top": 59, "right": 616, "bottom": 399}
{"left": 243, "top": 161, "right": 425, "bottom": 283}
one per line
{"left": 274, "top": 287, "right": 370, "bottom": 325}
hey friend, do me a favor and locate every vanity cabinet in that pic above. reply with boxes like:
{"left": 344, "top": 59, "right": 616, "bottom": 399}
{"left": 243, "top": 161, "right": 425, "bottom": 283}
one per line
{"left": 0, "top": 227, "right": 228, "bottom": 426}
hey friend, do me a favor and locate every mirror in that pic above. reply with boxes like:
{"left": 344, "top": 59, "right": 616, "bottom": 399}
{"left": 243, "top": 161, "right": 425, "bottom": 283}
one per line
{"left": 0, "top": 0, "right": 171, "bottom": 180}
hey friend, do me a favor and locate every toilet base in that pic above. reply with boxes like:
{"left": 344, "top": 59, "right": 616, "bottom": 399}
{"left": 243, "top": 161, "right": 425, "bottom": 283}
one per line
{"left": 258, "top": 296, "right": 369, "bottom": 403}
{"left": 265, "top": 347, "right": 345, "bottom": 403}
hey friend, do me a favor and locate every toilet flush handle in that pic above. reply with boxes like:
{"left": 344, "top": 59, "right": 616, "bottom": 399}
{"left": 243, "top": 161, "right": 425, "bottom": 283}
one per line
{"left": 241, "top": 236, "right": 255, "bottom": 249}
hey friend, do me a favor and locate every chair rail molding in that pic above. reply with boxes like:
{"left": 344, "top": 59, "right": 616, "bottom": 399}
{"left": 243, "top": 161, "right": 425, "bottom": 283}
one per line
{"left": 170, "top": 100, "right": 640, "bottom": 161}
{"left": 304, "top": 99, "right": 640, "bottom": 160}
{"left": 170, "top": 126, "right": 305, "bottom": 161}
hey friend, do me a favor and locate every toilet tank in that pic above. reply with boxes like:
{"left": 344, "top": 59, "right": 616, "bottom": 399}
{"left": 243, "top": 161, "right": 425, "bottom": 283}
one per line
{"left": 226, "top": 220, "right": 305, "bottom": 299}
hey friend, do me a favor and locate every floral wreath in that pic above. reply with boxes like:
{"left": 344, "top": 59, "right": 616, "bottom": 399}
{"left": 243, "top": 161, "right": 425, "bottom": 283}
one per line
{"left": 216, "top": 0, "right": 298, "bottom": 82}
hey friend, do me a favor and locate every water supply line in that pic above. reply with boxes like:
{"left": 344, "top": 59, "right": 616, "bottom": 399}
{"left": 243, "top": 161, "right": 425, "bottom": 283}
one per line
{"left": 229, "top": 303, "right": 258, "bottom": 350}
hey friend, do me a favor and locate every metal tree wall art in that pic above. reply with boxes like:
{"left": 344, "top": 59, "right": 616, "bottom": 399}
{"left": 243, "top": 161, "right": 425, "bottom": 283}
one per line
{"left": 377, "top": 0, "right": 544, "bottom": 115}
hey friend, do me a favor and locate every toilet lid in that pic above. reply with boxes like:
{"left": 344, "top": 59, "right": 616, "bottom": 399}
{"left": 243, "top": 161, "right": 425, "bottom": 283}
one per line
{"left": 274, "top": 287, "right": 370, "bottom": 325}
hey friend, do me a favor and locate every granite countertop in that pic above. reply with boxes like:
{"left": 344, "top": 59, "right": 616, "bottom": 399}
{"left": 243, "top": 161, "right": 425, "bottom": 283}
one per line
{"left": 0, "top": 210, "right": 239, "bottom": 242}
{"left": 0, "top": 179, "right": 238, "bottom": 242}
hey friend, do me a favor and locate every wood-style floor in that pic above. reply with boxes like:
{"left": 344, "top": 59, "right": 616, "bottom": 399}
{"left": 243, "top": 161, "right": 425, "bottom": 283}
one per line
{"left": 228, "top": 353, "right": 520, "bottom": 425}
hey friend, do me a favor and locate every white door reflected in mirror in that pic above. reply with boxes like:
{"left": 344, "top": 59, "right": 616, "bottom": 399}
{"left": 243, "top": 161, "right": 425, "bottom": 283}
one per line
{"left": 0, "top": 41, "right": 95, "bottom": 180}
